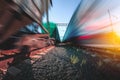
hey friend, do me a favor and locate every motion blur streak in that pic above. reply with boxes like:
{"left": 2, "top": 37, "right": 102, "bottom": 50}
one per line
{"left": 63, "top": 0, "right": 120, "bottom": 46}
{"left": 0, "top": 0, "right": 52, "bottom": 43}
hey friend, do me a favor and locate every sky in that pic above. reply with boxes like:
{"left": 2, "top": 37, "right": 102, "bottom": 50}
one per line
{"left": 43, "top": 0, "right": 81, "bottom": 23}
{"left": 43, "top": 0, "right": 81, "bottom": 41}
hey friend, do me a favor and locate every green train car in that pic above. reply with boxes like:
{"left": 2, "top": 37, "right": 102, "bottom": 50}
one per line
{"left": 42, "top": 22, "right": 60, "bottom": 42}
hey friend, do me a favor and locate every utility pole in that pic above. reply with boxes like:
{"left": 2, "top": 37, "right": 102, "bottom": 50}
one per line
{"left": 108, "top": 9, "right": 114, "bottom": 34}
{"left": 108, "top": 9, "right": 116, "bottom": 58}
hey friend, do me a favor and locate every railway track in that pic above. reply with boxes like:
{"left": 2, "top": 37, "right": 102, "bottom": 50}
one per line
{"left": 0, "top": 46, "right": 55, "bottom": 75}
{"left": 80, "top": 46, "right": 120, "bottom": 73}
{"left": 0, "top": 44, "right": 120, "bottom": 80}
{"left": 80, "top": 46, "right": 120, "bottom": 59}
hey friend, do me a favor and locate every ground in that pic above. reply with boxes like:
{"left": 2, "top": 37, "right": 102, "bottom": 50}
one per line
{"left": 0, "top": 45, "right": 120, "bottom": 80}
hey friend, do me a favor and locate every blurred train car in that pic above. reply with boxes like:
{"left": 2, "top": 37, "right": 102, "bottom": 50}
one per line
{"left": 66, "top": 32, "right": 120, "bottom": 47}
{"left": 42, "top": 22, "right": 61, "bottom": 42}
{"left": 63, "top": 0, "right": 120, "bottom": 47}
{"left": 0, "top": 0, "right": 54, "bottom": 49}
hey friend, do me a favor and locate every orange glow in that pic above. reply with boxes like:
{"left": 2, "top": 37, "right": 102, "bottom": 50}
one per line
{"left": 111, "top": 23, "right": 120, "bottom": 44}
{"left": 114, "top": 26, "right": 120, "bottom": 37}
{"left": 111, "top": 32, "right": 120, "bottom": 44}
